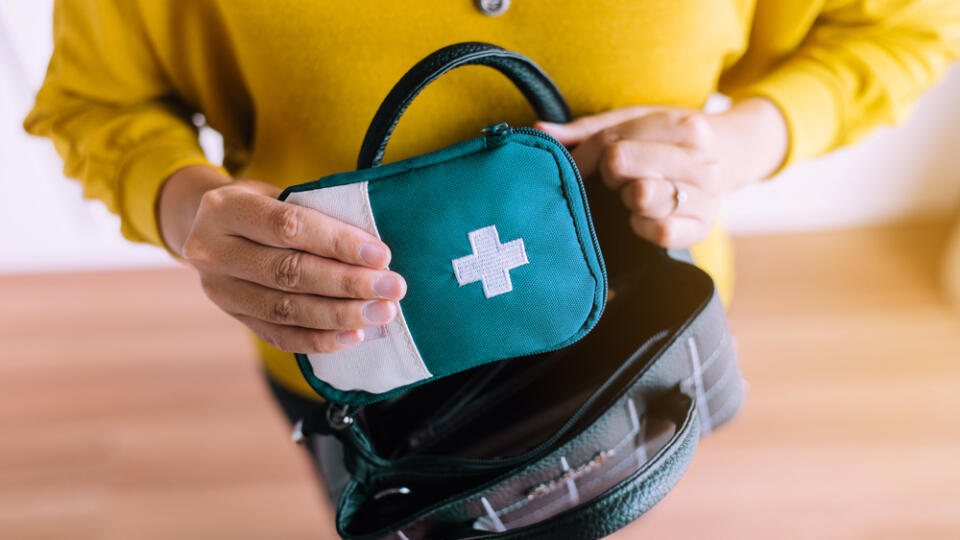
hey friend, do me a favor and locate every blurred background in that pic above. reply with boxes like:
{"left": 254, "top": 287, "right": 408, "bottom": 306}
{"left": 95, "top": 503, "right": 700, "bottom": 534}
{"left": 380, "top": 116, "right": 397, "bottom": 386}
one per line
{"left": 2, "top": 1, "right": 960, "bottom": 539}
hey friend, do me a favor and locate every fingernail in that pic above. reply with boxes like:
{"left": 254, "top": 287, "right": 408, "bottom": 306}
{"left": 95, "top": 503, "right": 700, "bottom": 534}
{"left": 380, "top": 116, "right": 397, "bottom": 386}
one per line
{"left": 361, "top": 325, "right": 389, "bottom": 342}
{"left": 363, "top": 301, "right": 396, "bottom": 324}
{"left": 336, "top": 329, "right": 363, "bottom": 347}
{"left": 373, "top": 275, "right": 403, "bottom": 299}
{"left": 359, "top": 243, "right": 389, "bottom": 267}
{"left": 536, "top": 122, "right": 563, "bottom": 132}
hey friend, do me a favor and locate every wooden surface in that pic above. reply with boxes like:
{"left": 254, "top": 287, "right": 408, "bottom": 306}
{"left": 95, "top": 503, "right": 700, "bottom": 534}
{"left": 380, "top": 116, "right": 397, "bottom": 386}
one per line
{"left": 1, "top": 224, "right": 959, "bottom": 539}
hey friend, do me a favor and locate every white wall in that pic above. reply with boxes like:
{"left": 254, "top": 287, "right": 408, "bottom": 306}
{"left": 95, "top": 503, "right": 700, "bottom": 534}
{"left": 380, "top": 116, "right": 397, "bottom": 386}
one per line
{"left": 0, "top": 1, "right": 175, "bottom": 273}
{"left": 1, "top": 0, "right": 959, "bottom": 274}
{"left": 726, "top": 66, "right": 960, "bottom": 234}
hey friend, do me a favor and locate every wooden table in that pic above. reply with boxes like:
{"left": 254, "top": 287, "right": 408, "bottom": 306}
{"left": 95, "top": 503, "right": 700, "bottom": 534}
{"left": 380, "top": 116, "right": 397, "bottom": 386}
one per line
{"left": 2, "top": 224, "right": 959, "bottom": 539}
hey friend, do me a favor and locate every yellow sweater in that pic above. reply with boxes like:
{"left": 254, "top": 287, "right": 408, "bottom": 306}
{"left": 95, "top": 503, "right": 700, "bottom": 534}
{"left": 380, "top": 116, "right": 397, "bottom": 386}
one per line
{"left": 26, "top": 1, "right": 959, "bottom": 398}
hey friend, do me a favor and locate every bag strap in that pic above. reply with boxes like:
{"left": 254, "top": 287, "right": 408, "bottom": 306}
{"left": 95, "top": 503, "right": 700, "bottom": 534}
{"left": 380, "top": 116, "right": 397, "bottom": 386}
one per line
{"left": 356, "top": 41, "right": 571, "bottom": 169}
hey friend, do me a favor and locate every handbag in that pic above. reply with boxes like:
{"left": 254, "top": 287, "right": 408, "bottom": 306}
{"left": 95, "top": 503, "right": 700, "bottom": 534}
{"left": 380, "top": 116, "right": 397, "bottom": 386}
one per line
{"left": 287, "top": 42, "right": 744, "bottom": 540}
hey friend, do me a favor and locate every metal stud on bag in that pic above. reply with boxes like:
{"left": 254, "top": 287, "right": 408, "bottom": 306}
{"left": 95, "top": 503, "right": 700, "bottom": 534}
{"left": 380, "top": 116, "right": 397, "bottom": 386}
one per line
{"left": 327, "top": 403, "right": 355, "bottom": 430}
{"left": 476, "top": 0, "right": 510, "bottom": 17}
{"left": 291, "top": 403, "right": 355, "bottom": 444}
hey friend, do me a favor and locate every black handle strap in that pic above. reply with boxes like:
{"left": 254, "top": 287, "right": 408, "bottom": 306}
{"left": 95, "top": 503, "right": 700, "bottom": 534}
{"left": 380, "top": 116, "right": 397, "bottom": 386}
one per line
{"left": 357, "top": 42, "right": 572, "bottom": 169}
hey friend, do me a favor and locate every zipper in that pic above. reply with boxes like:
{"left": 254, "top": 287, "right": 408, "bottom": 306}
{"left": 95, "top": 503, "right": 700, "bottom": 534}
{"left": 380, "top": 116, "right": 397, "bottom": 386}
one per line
{"left": 358, "top": 330, "right": 672, "bottom": 474}
{"left": 483, "top": 122, "right": 609, "bottom": 349}
{"left": 403, "top": 361, "right": 510, "bottom": 454}
{"left": 481, "top": 121, "right": 511, "bottom": 136}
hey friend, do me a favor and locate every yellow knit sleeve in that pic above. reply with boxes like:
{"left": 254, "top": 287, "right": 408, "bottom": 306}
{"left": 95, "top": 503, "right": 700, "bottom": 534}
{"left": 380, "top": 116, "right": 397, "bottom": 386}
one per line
{"left": 722, "top": 0, "right": 960, "bottom": 168}
{"left": 23, "top": 0, "right": 214, "bottom": 248}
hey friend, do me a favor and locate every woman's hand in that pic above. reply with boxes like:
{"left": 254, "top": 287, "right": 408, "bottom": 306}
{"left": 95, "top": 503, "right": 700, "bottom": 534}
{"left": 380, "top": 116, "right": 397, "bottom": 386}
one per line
{"left": 536, "top": 97, "right": 787, "bottom": 248}
{"left": 158, "top": 165, "right": 407, "bottom": 354}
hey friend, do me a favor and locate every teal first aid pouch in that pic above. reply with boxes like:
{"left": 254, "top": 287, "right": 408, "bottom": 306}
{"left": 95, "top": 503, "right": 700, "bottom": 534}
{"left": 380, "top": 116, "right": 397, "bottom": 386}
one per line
{"left": 280, "top": 45, "right": 607, "bottom": 405}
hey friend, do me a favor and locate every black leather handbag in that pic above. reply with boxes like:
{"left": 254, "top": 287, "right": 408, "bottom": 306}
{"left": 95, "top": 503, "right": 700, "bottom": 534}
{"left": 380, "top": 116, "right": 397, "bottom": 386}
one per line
{"left": 294, "top": 42, "right": 744, "bottom": 540}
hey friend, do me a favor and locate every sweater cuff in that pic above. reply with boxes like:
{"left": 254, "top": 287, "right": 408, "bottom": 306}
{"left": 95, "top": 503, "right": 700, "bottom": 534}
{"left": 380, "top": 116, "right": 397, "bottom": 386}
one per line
{"left": 117, "top": 143, "right": 218, "bottom": 249}
{"left": 735, "top": 59, "right": 844, "bottom": 171}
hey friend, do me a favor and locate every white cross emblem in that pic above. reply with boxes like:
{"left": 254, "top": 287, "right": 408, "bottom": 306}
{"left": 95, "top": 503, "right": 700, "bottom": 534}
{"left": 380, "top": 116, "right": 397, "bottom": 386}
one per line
{"left": 452, "top": 225, "right": 529, "bottom": 298}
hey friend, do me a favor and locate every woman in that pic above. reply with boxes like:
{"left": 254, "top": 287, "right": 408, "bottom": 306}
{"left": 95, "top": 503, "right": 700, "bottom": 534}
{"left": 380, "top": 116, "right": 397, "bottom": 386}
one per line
{"left": 25, "top": 0, "right": 958, "bottom": 497}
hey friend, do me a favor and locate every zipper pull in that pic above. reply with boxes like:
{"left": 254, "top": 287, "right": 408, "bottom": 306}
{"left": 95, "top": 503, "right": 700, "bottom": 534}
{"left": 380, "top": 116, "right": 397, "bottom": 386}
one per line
{"left": 326, "top": 402, "right": 355, "bottom": 430}
{"left": 482, "top": 122, "right": 511, "bottom": 136}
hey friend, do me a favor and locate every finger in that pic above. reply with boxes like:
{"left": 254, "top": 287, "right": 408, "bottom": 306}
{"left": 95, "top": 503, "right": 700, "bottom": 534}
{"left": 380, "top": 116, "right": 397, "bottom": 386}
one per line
{"left": 201, "top": 188, "right": 391, "bottom": 268}
{"left": 191, "top": 235, "right": 407, "bottom": 300}
{"left": 236, "top": 314, "right": 365, "bottom": 354}
{"left": 206, "top": 276, "right": 398, "bottom": 330}
{"left": 620, "top": 178, "right": 710, "bottom": 220}
{"left": 620, "top": 179, "right": 672, "bottom": 219}
{"left": 612, "top": 111, "right": 712, "bottom": 150}
{"left": 534, "top": 106, "right": 660, "bottom": 145}
{"left": 570, "top": 128, "right": 621, "bottom": 178}
{"left": 597, "top": 140, "right": 698, "bottom": 190}
{"left": 629, "top": 215, "right": 710, "bottom": 249}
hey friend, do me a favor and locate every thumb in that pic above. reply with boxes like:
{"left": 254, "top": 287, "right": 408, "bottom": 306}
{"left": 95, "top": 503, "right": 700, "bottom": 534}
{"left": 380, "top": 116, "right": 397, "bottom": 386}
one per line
{"left": 534, "top": 106, "right": 660, "bottom": 146}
